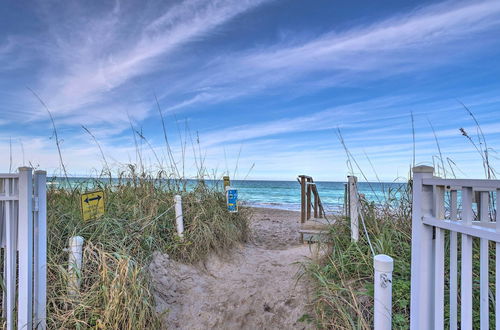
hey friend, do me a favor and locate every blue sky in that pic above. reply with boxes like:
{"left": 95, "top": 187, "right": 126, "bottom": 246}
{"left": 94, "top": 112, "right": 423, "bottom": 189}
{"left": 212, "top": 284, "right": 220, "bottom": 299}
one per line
{"left": 1, "top": 0, "right": 500, "bottom": 181}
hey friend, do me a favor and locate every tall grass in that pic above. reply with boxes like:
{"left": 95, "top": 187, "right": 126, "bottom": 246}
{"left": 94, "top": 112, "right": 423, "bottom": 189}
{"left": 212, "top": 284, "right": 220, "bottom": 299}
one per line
{"left": 308, "top": 184, "right": 413, "bottom": 329}
{"left": 14, "top": 91, "right": 252, "bottom": 327}
{"left": 311, "top": 107, "right": 498, "bottom": 328}
{"left": 45, "top": 169, "right": 250, "bottom": 328}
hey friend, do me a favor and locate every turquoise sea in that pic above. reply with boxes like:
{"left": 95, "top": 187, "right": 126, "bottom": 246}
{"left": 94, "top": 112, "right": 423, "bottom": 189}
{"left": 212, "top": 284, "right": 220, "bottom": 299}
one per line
{"left": 52, "top": 177, "right": 406, "bottom": 213}
{"left": 230, "top": 180, "right": 405, "bottom": 212}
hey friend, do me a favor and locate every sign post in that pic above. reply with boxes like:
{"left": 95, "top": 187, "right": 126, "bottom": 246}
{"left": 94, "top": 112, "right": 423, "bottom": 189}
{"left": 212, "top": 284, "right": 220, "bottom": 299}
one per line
{"left": 80, "top": 190, "right": 105, "bottom": 221}
{"left": 223, "top": 176, "right": 231, "bottom": 189}
{"left": 226, "top": 186, "right": 238, "bottom": 213}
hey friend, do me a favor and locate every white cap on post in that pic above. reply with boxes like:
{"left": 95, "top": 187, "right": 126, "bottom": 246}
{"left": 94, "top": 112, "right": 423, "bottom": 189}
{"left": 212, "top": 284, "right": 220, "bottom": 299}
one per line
{"left": 412, "top": 165, "right": 434, "bottom": 174}
{"left": 374, "top": 254, "right": 394, "bottom": 272}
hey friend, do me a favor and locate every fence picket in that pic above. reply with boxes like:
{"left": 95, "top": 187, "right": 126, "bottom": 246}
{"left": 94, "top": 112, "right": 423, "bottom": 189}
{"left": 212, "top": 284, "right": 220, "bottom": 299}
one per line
{"left": 4, "top": 177, "right": 16, "bottom": 330}
{"left": 449, "top": 189, "right": 458, "bottom": 330}
{"left": 461, "top": 186, "right": 474, "bottom": 330}
{"left": 433, "top": 185, "right": 445, "bottom": 329}
{"left": 479, "top": 191, "right": 489, "bottom": 330}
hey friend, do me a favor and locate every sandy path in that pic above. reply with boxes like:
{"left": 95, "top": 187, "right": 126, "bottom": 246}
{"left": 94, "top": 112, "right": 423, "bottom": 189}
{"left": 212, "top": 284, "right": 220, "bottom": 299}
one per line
{"left": 149, "top": 207, "right": 314, "bottom": 330}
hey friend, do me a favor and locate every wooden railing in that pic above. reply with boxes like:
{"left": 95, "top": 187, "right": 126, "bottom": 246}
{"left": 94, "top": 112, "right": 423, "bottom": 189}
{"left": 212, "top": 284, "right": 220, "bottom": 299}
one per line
{"left": 297, "top": 175, "right": 325, "bottom": 223}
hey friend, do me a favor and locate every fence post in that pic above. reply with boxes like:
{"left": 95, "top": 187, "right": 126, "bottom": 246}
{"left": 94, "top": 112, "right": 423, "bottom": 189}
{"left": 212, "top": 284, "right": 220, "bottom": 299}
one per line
{"left": 313, "top": 185, "right": 319, "bottom": 218}
{"left": 410, "top": 166, "right": 434, "bottom": 330}
{"left": 18, "top": 167, "right": 33, "bottom": 329}
{"left": 300, "top": 176, "right": 306, "bottom": 223}
{"left": 68, "top": 236, "right": 84, "bottom": 297}
{"left": 374, "top": 254, "right": 393, "bottom": 329}
{"left": 348, "top": 176, "right": 359, "bottom": 242}
{"left": 306, "top": 181, "right": 312, "bottom": 220}
{"left": 344, "top": 183, "right": 348, "bottom": 218}
{"left": 34, "top": 170, "right": 47, "bottom": 329}
{"left": 174, "top": 195, "right": 184, "bottom": 238}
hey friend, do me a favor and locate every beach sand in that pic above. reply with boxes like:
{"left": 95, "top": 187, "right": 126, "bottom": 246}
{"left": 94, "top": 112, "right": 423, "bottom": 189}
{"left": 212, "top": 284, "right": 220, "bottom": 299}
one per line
{"left": 149, "top": 207, "right": 315, "bottom": 330}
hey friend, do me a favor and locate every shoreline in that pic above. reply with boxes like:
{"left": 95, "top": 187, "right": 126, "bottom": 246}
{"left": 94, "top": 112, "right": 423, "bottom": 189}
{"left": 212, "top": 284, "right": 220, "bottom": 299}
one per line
{"left": 244, "top": 203, "right": 342, "bottom": 213}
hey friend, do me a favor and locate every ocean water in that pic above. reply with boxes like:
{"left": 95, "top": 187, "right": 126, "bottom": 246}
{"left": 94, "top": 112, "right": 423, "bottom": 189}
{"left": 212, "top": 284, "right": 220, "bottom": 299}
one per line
{"left": 231, "top": 180, "right": 406, "bottom": 212}
{"left": 52, "top": 177, "right": 406, "bottom": 213}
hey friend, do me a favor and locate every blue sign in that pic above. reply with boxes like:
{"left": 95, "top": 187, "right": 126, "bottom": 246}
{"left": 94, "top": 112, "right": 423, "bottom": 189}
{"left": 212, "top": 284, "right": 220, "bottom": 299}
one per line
{"left": 226, "top": 188, "right": 238, "bottom": 213}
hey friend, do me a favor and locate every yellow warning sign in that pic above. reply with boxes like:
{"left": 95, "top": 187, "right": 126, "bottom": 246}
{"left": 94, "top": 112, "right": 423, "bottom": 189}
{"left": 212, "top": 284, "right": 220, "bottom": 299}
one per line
{"left": 223, "top": 176, "right": 230, "bottom": 189}
{"left": 80, "top": 190, "right": 105, "bottom": 221}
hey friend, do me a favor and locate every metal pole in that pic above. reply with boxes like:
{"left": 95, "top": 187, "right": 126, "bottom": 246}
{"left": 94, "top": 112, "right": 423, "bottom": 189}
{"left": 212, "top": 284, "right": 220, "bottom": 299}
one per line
{"left": 374, "top": 254, "right": 394, "bottom": 330}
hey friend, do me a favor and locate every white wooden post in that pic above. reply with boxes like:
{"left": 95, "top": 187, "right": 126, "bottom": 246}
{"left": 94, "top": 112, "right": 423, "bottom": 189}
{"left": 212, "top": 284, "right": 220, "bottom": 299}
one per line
{"left": 348, "top": 176, "right": 359, "bottom": 242}
{"left": 174, "top": 195, "right": 184, "bottom": 238}
{"left": 68, "top": 236, "right": 84, "bottom": 297}
{"left": 374, "top": 254, "right": 393, "bottom": 329}
{"left": 18, "top": 167, "right": 33, "bottom": 329}
{"left": 410, "top": 165, "right": 434, "bottom": 330}
{"left": 34, "top": 170, "right": 47, "bottom": 329}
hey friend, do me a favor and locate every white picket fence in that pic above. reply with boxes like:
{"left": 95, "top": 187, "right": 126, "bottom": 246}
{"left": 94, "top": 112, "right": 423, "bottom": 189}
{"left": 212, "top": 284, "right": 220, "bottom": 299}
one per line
{"left": 411, "top": 165, "right": 500, "bottom": 329}
{"left": 0, "top": 167, "right": 47, "bottom": 329}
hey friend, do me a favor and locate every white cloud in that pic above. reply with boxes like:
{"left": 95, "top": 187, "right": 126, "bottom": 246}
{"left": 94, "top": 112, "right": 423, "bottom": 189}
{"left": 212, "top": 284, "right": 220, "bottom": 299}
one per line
{"left": 3, "top": 0, "right": 500, "bottom": 180}
{"left": 161, "top": 0, "right": 500, "bottom": 112}
{"left": 33, "top": 0, "right": 274, "bottom": 118}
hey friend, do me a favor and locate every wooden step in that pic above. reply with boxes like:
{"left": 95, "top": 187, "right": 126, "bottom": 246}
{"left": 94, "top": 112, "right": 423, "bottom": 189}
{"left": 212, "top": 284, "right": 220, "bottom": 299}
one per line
{"left": 299, "top": 228, "right": 331, "bottom": 243}
{"left": 300, "top": 218, "right": 332, "bottom": 230}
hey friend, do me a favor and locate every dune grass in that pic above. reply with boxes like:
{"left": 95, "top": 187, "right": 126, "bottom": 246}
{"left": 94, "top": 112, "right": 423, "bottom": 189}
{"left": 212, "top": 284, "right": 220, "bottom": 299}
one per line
{"left": 21, "top": 92, "right": 252, "bottom": 328}
{"left": 309, "top": 183, "right": 500, "bottom": 329}
{"left": 308, "top": 107, "right": 500, "bottom": 329}
{"left": 45, "top": 169, "right": 250, "bottom": 328}
{"left": 307, "top": 183, "right": 413, "bottom": 329}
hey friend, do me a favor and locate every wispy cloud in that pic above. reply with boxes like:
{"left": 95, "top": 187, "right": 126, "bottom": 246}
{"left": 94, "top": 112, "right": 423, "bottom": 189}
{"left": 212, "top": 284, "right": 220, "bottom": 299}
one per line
{"left": 31, "top": 0, "right": 274, "bottom": 121}
{"left": 162, "top": 0, "right": 500, "bottom": 111}
{"left": 2, "top": 0, "right": 500, "bottom": 179}
{"left": 199, "top": 95, "right": 412, "bottom": 146}
{"left": 197, "top": 90, "right": 500, "bottom": 148}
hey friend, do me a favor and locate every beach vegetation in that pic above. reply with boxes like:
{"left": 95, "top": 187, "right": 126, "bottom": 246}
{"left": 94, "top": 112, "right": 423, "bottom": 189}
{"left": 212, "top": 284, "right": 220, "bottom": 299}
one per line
{"left": 309, "top": 108, "right": 497, "bottom": 328}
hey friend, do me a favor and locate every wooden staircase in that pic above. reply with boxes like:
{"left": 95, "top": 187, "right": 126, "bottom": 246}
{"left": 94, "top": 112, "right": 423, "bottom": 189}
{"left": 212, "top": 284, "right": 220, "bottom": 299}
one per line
{"left": 297, "top": 175, "right": 331, "bottom": 243}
